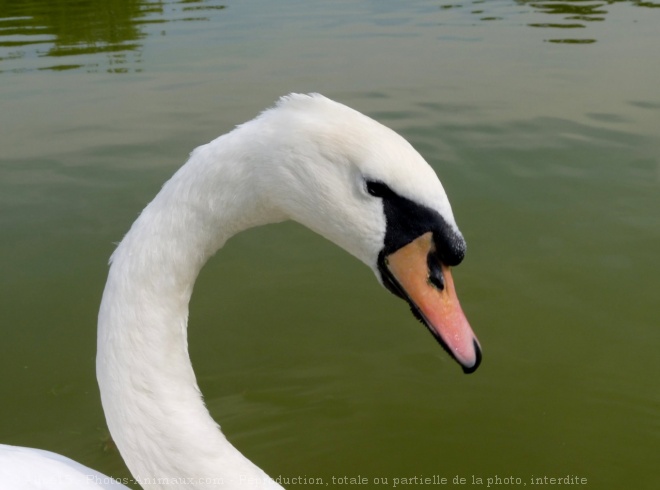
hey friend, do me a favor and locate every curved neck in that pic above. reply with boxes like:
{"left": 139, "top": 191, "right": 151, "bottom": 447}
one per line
{"left": 97, "top": 136, "right": 285, "bottom": 489}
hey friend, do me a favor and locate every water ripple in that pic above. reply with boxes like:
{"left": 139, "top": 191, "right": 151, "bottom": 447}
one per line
{"left": 0, "top": 0, "right": 227, "bottom": 73}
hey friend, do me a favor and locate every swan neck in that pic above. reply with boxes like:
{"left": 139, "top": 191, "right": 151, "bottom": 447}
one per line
{"left": 97, "top": 141, "right": 283, "bottom": 488}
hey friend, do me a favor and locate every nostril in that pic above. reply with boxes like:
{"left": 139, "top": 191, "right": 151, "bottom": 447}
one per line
{"left": 427, "top": 252, "right": 445, "bottom": 291}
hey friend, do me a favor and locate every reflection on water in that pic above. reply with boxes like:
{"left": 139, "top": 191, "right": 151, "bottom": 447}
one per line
{"left": 0, "top": 0, "right": 225, "bottom": 73}
{"left": 520, "top": 0, "right": 659, "bottom": 44}
{"left": 442, "top": 0, "right": 659, "bottom": 44}
{"left": 1, "top": 0, "right": 659, "bottom": 73}
{"left": 522, "top": 0, "right": 607, "bottom": 44}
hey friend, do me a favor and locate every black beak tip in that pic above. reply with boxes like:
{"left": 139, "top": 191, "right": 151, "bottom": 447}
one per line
{"left": 460, "top": 339, "right": 482, "bottom": 375}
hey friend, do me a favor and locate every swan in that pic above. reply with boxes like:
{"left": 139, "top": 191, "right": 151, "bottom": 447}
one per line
{"left": 0, "top": 93, "right": 481, "bottom": 489}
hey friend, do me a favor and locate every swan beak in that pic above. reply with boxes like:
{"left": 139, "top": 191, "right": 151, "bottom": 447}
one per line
{"left": 383, "top": 232, "right": 482, "bottom": 373}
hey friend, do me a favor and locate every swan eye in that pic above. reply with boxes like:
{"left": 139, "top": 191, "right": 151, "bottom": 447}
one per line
{"left": 365, "top": 180, "right": 391, "bottom": 198}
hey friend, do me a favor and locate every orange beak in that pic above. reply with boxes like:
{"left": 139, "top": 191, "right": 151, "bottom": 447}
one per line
{"left": 382, "top": 232, "right": 481, "bottom": 373}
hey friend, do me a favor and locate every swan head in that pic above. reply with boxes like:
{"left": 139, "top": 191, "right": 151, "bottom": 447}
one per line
{"left": 250, "top": 94, "right": 481, "bottom": 373}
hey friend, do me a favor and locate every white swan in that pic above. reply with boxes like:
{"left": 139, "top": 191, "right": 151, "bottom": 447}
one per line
{"left": 0, "top": 94, "right": 481, "bottom": 489}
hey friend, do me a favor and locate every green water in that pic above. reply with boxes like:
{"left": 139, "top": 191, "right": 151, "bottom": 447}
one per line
{"left": 1, "top": 1, "right": 659, "bottom": 489}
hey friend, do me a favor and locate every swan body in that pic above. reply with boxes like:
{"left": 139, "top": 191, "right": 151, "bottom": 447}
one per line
{"left": 0, "top": 443, "right": 129, "bottom": 489}
{"left": 2, "top": 94, "right": 481, "bottom": 489}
